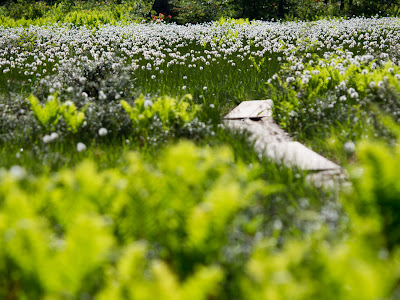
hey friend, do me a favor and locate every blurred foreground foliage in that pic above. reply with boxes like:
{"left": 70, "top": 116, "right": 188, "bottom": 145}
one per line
{"left": 1, "top": 139, "right": 400, "bottom": 299}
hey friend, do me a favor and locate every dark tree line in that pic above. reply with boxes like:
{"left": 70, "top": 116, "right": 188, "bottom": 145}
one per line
{"left": 152, "top": 0, "right": 285, "bottom": 19}
{"left": 151, "top": 0, "right": 170, "bottom": 15}
{"left": 0, "top": 0, "right": 398, "bottom": 20}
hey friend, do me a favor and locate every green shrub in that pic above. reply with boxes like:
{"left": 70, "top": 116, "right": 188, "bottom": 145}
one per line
{"left": 28, "top": 93, "right": 62, "bottom": 132}
{"left": 28, "top": 93, "right": 86, "bottom": 134}
{"left": 2, "top": 137, "right": 399, "bottom": 298}
{"left": 3, "top": 0, "right": 50, "bottom": 20}
{"left": 288, "top": 0, "right": 341, "bottom": 20}
{"left": 0, "top": 141, "right": 274, "bottom": 299}
{"left": 268, "top": 52, "right": 400, "bottom": 148}
{"left": 241, "top": 232, "right": 399, "bottom": 300}
{"left": 0, "top": 0, "right": 150, "bottom": 27}
{"left": 121, "top": 94, "right": 200, "bottom": 141}
{"left": 98, "top": 243, "right": 224, "bottom": 300}
{"left": 170, "top": 0, "right": 238, "bottom": 24}
{"left": 348, "top": 120, "right": 400, "bottom": 250}
{"left": 62, "top": 101, "right": 86, "bottom": 134}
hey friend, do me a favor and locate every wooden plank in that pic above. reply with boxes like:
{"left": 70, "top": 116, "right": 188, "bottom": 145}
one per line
{"left": 224, "top": 101, "right": 342, "bottom": 173}
{"left": 257, "top": 141, "right": 341, "bottom": 171}
{"left": 224, "top": 118, "right": 290, "bottom": 144}
{"left": 306, "top": 169, "right": 347, "bottom": 188}
{"left": 224, "top": 100, "right": 273, "bottom": 119}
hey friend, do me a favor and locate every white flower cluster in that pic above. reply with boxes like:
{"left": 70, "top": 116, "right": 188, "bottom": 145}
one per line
{"left": 0, "top": 17, "right": 399, "bottom": 94}
{"left": 1, "top": 17, "right": 400, "bottom": 147}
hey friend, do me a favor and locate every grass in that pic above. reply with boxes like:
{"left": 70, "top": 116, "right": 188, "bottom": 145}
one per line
{"left": 1, "top": 15, "right": 400, "bottom": 299}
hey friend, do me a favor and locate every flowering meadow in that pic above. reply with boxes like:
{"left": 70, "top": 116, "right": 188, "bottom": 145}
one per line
{"left": 3, "top": 17, "right": 400, "bottom": 299}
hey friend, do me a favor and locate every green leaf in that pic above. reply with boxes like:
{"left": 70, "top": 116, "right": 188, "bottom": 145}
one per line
{"left": 28, "top": 93, "right": 61, "bottom": 131}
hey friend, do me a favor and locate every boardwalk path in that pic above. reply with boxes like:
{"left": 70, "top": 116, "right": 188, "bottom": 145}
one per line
{"left": 223, "top": 100, "right": 345, "bottom": 186}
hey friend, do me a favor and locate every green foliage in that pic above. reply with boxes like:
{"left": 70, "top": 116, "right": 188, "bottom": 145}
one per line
{"left": 28, "top": 94, "right": 86, "bottom": 133}
{"left": 2, "top": 0, "right": 49, "bottom": 20}
{"left": 348, "top": 120, "right": 400, "bottom": 249}
{"left": 98, "top": 242, "right": 224, "bottom": 300}
{"left": 216, "top": 16, "right": 252, "bottom": 25}
{"left": 0, "top": 0, "right": 399, "bottom": 25}
{"left": 28, "top": 93, "right": 61, "bottom": 131}
{"left": 1, "top": 137, "right": 400, "bottom": 300}
{"left": 62, "top": 7, "right": 129, "bottom": 27}
{"left": 268, "top": 53, "right": 400, "bottom": 150}
{"left": 241, "top": 232, "right": 398, "bottom": 300}
{"left": 348, "top": 0, "right": 396, "bottom": 16}
{"left": 62, "top": 102, "right": 86, "bottom": 134}
{"left": 289, "top": 0, "right": 341, "bottom": 20}
{"left": 4, "top": 15, "right": 400, "bottom": 300}
{"left": 170, "top": 0, "right": 238, "bottom": 24}
{"left": 121, "top": 94, "right": 200, "bottom": 138}
{"left": 0, "top": 141, "right": 274, "bottom": 299}
{"left": 230, "top": 0, "right": 283, "bottom": 19}
{"left": 2, "top": 138, "right": 400, "bottom": 298}
{"left": 0, "top": 0, "right": 150, "bottom": 27}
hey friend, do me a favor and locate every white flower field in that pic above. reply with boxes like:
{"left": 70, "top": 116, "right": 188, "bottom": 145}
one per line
{"left": 2, "top": 16, "right": 400, "bottom": 299}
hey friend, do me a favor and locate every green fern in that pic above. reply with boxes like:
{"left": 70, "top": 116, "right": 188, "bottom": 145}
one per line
{"left": 28, "top": 94, "right": 61, "bottom": 131}
{"left": 121, "top": 94, "right": 199, "bottom": 137}
{"left": 62, "top": 102, "right": 86, "bottom": 134}
{"left": 28, "top": 94, "right": 86, "bottom": 134}
{"left": 121, "top": 95, "right": 154, "bottom": 130}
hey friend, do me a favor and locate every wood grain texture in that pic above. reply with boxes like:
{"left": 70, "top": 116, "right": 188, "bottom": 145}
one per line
{"left": 224, "top": 100, "right": 342, "bottom": 173}
{"left": 224, "top": 100, "right": 273, "bottom": 119}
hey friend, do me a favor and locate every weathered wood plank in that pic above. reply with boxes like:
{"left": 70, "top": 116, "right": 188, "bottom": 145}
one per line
{"left": 224, "top": 100, "right": 342, "bottom": 174}
{"left": 224, "top": 100, "right": 273, "bottom": 119}
{"left": 258, "top": 141, "right": 341, "bottom": 171}
{"left": 224, "top": 118, "right": 290, "bottom": 144}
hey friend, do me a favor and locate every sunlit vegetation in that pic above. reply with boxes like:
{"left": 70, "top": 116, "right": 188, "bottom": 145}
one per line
{"left": 2, "top": 11, "right": 400, "bottom": 299}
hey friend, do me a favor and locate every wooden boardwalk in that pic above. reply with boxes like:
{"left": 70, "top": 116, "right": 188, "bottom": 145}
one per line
{"left": 224, "top": 100, "right": 345, "bottom": 186}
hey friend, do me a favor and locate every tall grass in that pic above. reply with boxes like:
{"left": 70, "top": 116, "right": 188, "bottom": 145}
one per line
{"left": 1, "top": 16, "right": 400, "bottom": 299}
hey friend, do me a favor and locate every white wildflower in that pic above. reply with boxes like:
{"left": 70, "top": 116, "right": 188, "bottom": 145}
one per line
{"left": 76, "top": 142, "right": 87, "bottom": 152}
{"left": 344, "top": 141, "right": 356, "bottom": 153}
{"left": 43, "top": 135, "right": 52, "bottom": 143}
{"left": 286, "top": 77, "right": 295, "bottom": 83}
{"left": 98, "top": 128, "right": 108, "bottom": 136}
{"left": 144, "top": 100, "right": 153, "bottom": 108}
{"left": 350, "top": 92, "right": 359, "bottom": 99}
{"left": 50, "top": 132, "right": 59, "bottom": 140}
{"left": 9, "top": 166, "right": 26, "bottom": 179}
{"left": 99, "top": 91, "right": 107, "bottom": 100}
